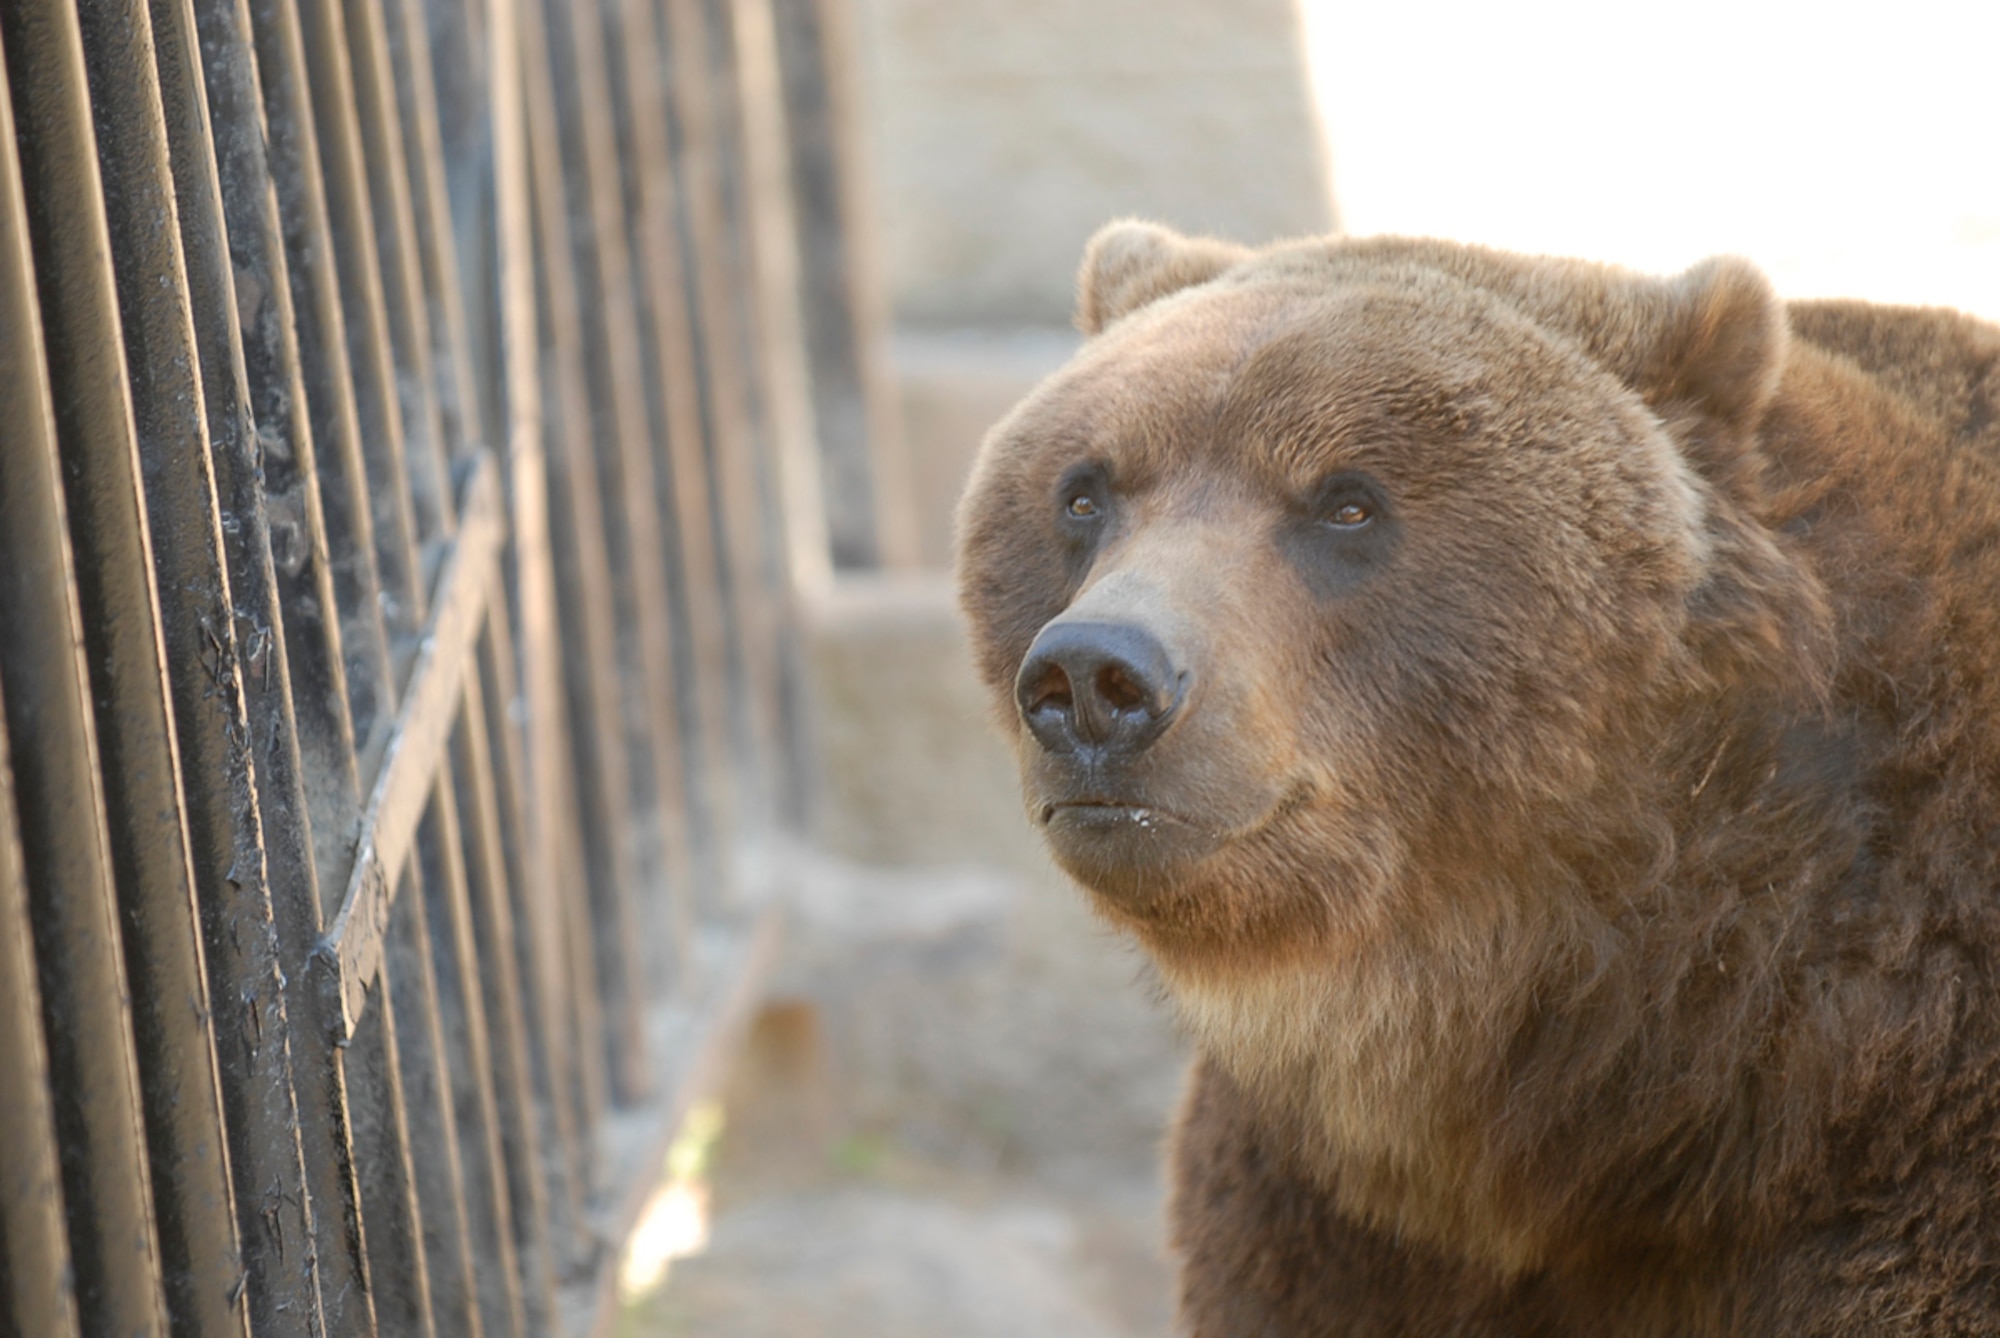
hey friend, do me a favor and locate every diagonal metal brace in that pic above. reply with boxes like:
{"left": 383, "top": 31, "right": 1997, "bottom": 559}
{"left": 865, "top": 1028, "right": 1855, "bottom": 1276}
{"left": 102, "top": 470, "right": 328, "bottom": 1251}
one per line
{"left": 318, "top": 449, "right": 505, "bottom": 1041}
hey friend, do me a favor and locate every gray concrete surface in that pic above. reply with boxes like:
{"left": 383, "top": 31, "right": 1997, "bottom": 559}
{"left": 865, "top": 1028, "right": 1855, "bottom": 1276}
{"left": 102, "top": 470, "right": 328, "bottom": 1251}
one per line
{"left": 852, "top": 0, "right": 1335, "bottom": 326}
{"left": 892, "top": 328, "right": 1080, "bottom": 568}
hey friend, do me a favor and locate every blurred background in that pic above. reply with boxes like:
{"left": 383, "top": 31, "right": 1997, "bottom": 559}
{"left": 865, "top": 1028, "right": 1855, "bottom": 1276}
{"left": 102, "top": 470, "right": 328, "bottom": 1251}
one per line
{"left": 624, "top": 2, "right": 1998, "bottom": 1332}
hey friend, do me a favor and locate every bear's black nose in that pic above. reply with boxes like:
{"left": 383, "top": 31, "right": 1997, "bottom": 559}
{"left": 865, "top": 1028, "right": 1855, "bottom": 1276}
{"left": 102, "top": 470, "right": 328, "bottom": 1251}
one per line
{"left": 1015, "top": 620, "right": 1184, "bottom": 757}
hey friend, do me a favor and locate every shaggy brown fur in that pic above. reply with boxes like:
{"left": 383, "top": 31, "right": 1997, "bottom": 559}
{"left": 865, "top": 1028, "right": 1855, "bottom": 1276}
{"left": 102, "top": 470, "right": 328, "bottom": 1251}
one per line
{"left": 955, "top": 220, "right": 2000, "bottom": 1335}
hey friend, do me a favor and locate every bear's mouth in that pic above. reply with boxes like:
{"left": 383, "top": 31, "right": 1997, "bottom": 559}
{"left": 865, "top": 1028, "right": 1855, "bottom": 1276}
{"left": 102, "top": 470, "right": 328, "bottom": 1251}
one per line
{"left": 1038, "top": 798, "right": 1190, "bottom": 828}
{"left": 1033, "top": 797, "right": 1223, "bottom": 888}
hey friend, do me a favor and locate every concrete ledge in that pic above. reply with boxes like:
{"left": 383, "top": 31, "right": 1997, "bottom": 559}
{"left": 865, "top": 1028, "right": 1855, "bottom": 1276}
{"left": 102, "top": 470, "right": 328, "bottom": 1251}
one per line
{"left": 801, "top": 570, "right": 1037, "bottom": 871}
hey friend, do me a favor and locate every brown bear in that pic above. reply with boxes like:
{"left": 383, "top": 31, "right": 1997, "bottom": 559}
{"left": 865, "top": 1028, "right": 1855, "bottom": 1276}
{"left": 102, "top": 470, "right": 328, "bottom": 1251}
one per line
{"left": 954, "top": 221, "right": 2000, "bottom": 1335}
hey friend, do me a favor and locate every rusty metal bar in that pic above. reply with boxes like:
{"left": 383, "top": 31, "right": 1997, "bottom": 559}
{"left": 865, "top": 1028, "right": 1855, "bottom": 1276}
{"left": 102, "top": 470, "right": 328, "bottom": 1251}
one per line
{"left": 535, "top": 0, "right": 674, "bottom": 1100}
{"left": 475, "top": 584, "right": 592, "bottom": 1264}
{"left": 149, "top": 0, "right": 355, "bottom": 1328}
{"left": 342, "top": 949, "right": 442, "bottom": 1338}
{"left": 384, "top": 0, "right": 486, "bottom": 470}
{"left": 416, "top": 776, "right": 531, "bottom": 1338}
{"left": 0, "top": 102, "right": 89, "bottom": 1338}
{"left": 379, "top": 856, "right": 486, "bottom": 1338}
{"left": 230, "top": 33, "right": 451, "bottom": 1312}
{"left": 486, "top": 0, "right": 595, "bottom": 1255}
{"left": 293, "top": 0, "right": 429, "bottom": 677}
{"left": 340, "top": 0, "right": 456, "bottom": 543}
{"left": 549, "top": 0, "right": 689, "bottom": 1011}
{"left": 421, "top": 0, "right": 496, "bottom": 403}
{"left": 725, "top": 0, "right": 834, "bottom": 606}
{"left": 305, "top": 13, "right": 538, "bottom": 1330}
{"left": 6, "top": 0, "right": 811, "bottom": 1333}
{"left": 0, "top": 704, "right": 82, "bottom": 1335}
{"left": 381, "top": 17, "right": 564, "bottom": 1326}
{"left": 327, "top": 451, "right": 505, "bottom": 1037}
{"left": 513, "top": 0, "right": 630, "bottom": 1149}
{"left": 450, "top": 661, "right": 564, "bottom": 1319}
{"left": 2, "top": 4, "right": 234, "bottom": 1334}
{"left": 227, "top": 0, "right": 436, "bottom": 1328}
{"left": 662, "top": 0, "right": 787, "bottom": 834}
{"left": 69, "top": 0, "right": 264, "bottom": 1323}
{"left": 246, "top": 0, "right": 405, "bottom": 843}
{"left": 241, "top": 33, "right": 462, "bottom": 1330}
{"left": 760, "top": 0, "right": 914, "bottom": 572}
{"left": 605, "top": 0, "right": 733, "bottom": 956}
{"left": 699, "top": 0, "right": 816, "bottom": 831}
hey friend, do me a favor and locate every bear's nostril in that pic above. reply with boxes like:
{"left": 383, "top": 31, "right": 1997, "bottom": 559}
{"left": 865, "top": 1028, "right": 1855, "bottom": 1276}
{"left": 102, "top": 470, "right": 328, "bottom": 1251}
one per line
{"left": 1023, "top": 664, "right": 1074, "bottom": 717}
{"left": 1097, "top": 663, "right": 1146, "bottom": 713}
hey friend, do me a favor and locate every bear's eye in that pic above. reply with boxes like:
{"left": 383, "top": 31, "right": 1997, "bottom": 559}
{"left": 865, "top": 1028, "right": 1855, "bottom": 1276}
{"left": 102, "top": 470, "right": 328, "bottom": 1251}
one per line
{"left": 1057, "top": 462, "right": 1112, "bottom": 535}
{"left": 1307, "top": 471, "right": 1387, "bottom": 534}
{"left": 1326, "top": 501, "right": 1373, "bottom": 528}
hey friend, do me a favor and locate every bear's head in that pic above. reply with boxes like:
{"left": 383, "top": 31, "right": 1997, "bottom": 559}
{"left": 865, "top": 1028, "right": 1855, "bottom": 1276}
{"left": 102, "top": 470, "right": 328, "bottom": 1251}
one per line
{"left": 958, "top": 223, "right": 1831, "bottom": 993}
{"left": 958, "top": 222, "right": 1858, "bottom": 1266}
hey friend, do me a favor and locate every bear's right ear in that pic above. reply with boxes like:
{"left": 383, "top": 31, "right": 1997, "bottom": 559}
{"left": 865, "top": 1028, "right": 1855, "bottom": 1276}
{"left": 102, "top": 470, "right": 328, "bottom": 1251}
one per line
{"left": 1075, "top": 220, "right": 1251, "bottom": 335}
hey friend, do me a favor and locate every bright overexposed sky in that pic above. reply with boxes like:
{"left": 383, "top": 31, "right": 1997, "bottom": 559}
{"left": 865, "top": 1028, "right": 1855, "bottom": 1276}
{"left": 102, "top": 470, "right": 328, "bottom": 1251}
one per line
{"left": 1296, "top": 0, "right": 2000, "bottom": 319}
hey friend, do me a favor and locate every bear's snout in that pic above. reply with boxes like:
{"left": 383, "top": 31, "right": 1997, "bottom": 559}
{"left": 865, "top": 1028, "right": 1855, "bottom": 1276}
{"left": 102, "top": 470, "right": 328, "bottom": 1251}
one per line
{"left": 1015, "top": 618, "right": 1186, "bottom": 760}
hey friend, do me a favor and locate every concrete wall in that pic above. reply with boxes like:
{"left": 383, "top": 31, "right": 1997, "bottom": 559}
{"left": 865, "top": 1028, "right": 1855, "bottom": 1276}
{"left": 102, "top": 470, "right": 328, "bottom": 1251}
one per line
{"left": 854, "top": 0, "right": 1336, "bottom": 328}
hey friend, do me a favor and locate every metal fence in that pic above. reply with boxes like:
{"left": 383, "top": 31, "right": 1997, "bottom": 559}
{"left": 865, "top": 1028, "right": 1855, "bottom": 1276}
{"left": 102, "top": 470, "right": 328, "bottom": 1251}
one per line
{"left": 0, "top": 0, "right": 835, "bottom": 1330}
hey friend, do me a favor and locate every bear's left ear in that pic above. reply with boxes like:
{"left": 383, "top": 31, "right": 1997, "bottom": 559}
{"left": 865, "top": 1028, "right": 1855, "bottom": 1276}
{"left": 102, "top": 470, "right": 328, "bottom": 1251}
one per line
{"left": 1626, "top": 255, "right": 1787, "bottom": 437}
{"left": 1076, "top": 220, "right": 1252, "bottom": 335}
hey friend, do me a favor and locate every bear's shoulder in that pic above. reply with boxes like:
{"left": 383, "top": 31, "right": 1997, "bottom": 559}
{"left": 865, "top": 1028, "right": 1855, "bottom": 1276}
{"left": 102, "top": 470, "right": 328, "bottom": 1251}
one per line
{"left": 1786, "top": 299, "right": 2000, "bottom": 450}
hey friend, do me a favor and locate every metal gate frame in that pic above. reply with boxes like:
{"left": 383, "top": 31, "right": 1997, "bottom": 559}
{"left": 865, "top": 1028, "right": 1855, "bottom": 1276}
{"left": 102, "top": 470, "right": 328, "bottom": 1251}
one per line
{"left": 0, "top": 0, "right": 824, "bottom": 1331}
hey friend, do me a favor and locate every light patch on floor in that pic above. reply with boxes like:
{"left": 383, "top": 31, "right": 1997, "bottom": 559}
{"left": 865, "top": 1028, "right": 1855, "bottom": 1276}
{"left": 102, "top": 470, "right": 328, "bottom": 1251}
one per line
{"left": 619, "top": 1102, "right": 726, "bottom": 1302}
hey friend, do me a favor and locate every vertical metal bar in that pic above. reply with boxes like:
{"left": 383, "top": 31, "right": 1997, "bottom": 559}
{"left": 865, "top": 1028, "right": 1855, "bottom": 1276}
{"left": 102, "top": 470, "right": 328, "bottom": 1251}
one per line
{"left": 605, "top": 0, "right": 734, "bottom": 951}
{"left": 473, "top": 605, "right": 590, "bottom": 1261}
{"left": 338, "top": 0, "right": 457, "bottom": 540}
{"left": 419, "top": 0, "right": 496, "bottom": 424}
{"left": 0, "top": 27, "right": 169, "bottom": 1338}
{"left": 6, "top": 2, "right": 248, "bottom": 1333}
{"left": 380, "top": 857, "right": 488, "bottom": 1338}
{"left": 487, "top": 0, "right": 594, "bottom": 1250}
{"left": 0, "top": 707, "right": 82, "bottom": 1335}
{"left": 74, "top": 0, "right": 302, "bottom": 1329}
{"left": 228, "top": 1, "right": 437, "bottom": 1330}
{"left": 513, "top": 0, "right": 627, "bottom": 1148}
{"left": 533, "top": 0, "right": 677, "bottom": 1099}
{"left": 450, "top": 664, "right": 563, "bottom": 1321}
{"left": 344, "top": 10, "right": 553, "bottom": 1331}
{"left": 291, "top": 0, "right": 429, "bottom": 679}
{"left": 725, "top": 0, "right": 834, "bottom": 608}
{"left": 522, "top": 203, "right": 615, "bottom": 1166}
{"left": 702, "top": 0, "right": 811, "bottom": 825}
{"left": 759, "top": 0, "right": 915, "bottom": 573}
{"left": 384, "top": 0, "right": 486, "bottom": 470}
{"left": 242, "top": 0, "right": 400, "bottom": 808}
{"left": 556, "top": 0, "right": 688, "bottom": 1008}
{"left": 378, "top": 14, "right": 574, "bottom": 1318}
{"left": 244, "top": 11, "right": 474, "bottom": 1338}
{"left": 648, "top": 0, "right": 756, "bottom": 868}
{"left": 149, "top": 0, "right": 336, "bottom": 1328}
{"left": 281, "top": 12, "right": 502, "bottom": 1338}
{"left": 416, "top": 775, "right": 531, "bottom": 1338}
{"left": 343, "top": 974, "right": 442, "bottom": 1338}
{"left": 661, "top": 0, "right": 785, "bottom": 834}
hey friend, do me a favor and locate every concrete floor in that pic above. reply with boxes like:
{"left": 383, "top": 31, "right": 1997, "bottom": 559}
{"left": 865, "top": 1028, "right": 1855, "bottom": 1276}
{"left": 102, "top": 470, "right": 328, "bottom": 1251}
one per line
{"left": 616, "top": 1140, "right": 1172, "bottom": 1338}
{"left": 613, "top": 849, "right": 1186, "bottom": 1338}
